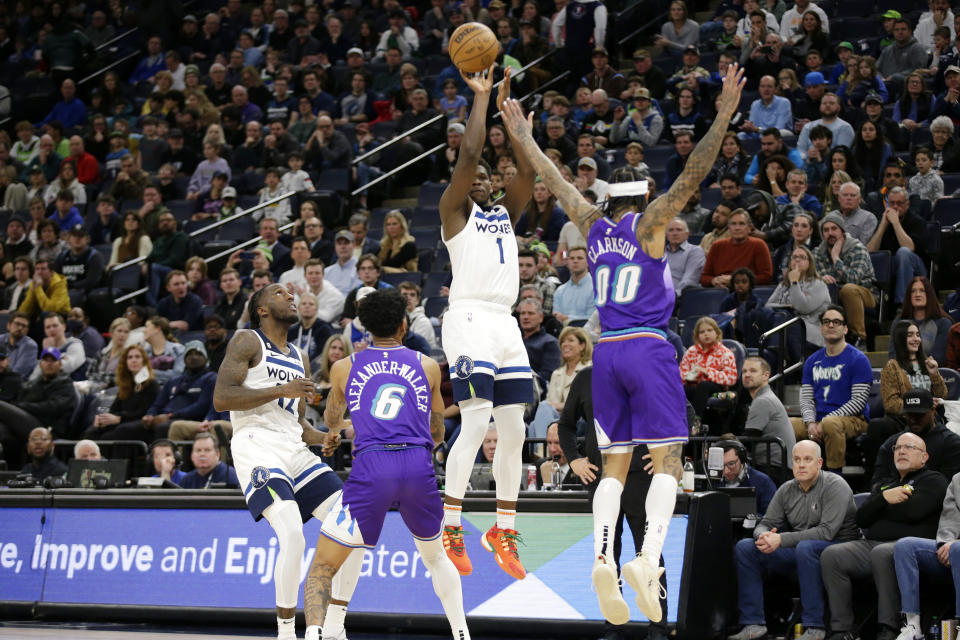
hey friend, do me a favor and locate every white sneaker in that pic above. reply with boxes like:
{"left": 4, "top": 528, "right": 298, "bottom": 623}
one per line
{"left": 592, "top": 555, "right": 630, "bottom": 625}
{"left": 621, "top": 553, "right": 666, "bottom": 623}
{"left": 321, "top": 631, "right": 347, "bottom": 640}
{"left": 896, "top": 624, "right": 923, "bottom": 640}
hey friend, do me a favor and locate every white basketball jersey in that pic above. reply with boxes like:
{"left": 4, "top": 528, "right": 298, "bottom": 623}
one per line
{"left": 230, "top": 330, "right": 306, "bottom": 438}
{"left": 444, "top": 201, "right": 519, "bottom": 307}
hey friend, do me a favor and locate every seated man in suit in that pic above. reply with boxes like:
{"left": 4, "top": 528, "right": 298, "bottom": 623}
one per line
{"left": 535, "top": 422, "right": 582, "bottom": 489}
{"left": 179, "top": 432, "right": 239, "bottom": 489}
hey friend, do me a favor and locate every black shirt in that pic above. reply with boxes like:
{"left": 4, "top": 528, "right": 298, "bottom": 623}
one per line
{"left": 876, "top": 210, "right": 927, "bottom": 260}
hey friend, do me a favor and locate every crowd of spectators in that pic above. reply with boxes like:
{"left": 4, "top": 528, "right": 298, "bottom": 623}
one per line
{"left": 5, "top": 0, "right": 960, "bottom": 637}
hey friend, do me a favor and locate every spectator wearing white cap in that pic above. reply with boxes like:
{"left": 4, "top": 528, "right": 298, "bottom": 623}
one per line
{"left": 574, "top": 157, "right": 608, "bottom": 201}
{"left": 432, "top": 122, "right": 464, "bottom": 182}
{"left": 931, "top": 64, "right": 960, "bottom": 126}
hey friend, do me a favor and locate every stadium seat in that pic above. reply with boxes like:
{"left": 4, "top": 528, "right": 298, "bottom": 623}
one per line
{"left": 934, "top": 198, "right": 960, "bottom": 227}
{"left": 314, "top": 169, "right": 350, "bottom": 193}
{"left": 831, "top": 17, "right": 881, "bottom": 41}
{"left": 868, "top": 380, "right": 884, "bottom": 419}
{"left": 940, "top": 367, "right": 960, "bottom": 400}
{"left": 167, "top": 199, "right": 199, "bottom": 222}
{"left": 942, "top": 174, "right": 960, "bottom": 195}
{"left": 700, "top": 189, "right": 722, "bottom": 212}
{"left": 421, "top": 272, "right": 449, "bottom": 298}
{"left": 418, "top": 182, "right": 446, "bottom": 207}
{"left": 424, "top": 296, "right": 448, "bottom": 319}
{"left": 410, "top": 206, "right": 439, "bottom": 229}
{"left": 110, "top": 265, "right": 141, "bottom": 293}
{"left": 642, "top": 145, "right": 675, "bottom": 168}
{"left": 217, "top": 217, "right": 255, "bottom": 242}
{"left": 414, "top": 227, "right": 441, "bottom": 250}
{"left": 433, "top": 245, "right": 450, "bottom": 271}
{"left": 722, "top": 339, "right": 747, "bottom": 376}
{"left": 381, "top": 272, "right": 421, "bottom": 288}
{"left": 753, "top": 285, "right": 776, "bottom": 307}
{"left": 417, "top": 248, "right": 434, "bottom": 274}
{"left": 185, "top": 220, "right": 218, "bottom": 242}
{"left": 927, "top": 221, "right": 941, "bottom": 281}
{"left": 676, "top": 287, "right": 727, "bottom": 320}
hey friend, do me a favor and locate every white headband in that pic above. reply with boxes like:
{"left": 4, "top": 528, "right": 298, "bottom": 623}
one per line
{"left": 606, "top": 180, "right": 649, "bottom": 197}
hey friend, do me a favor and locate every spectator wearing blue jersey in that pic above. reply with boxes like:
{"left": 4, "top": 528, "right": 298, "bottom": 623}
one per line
{"left": 129, "top": 36, "right": 167, "bottom": 84}
{"left": 791, "top": 305, "right": 873, "bottom": 471}
{"left": 39, "top": 79, "right": 88, "bottom": 130}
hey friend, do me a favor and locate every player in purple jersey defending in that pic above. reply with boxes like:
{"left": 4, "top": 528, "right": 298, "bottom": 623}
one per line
{"left": 501, "top": 64, "right": 745, "bottom": 624}
{"left": 303, "top": 289, "right": 471, "bottom": 640}
{"left": 437, "top": 66, "right": 537, "bottom": 580}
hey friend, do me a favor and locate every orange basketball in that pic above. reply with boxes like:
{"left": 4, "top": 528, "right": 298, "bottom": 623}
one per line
{"left": 449, "top": 22, "right": 500, "bottom": 74}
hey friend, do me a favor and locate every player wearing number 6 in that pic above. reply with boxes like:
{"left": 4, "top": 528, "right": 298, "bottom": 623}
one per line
{"left": 500, "top": 63, "right": 746, "bottom": 625}
{"left": 214, "top": 283, "right": 362, "bottom": 640}
{"left": 304, "top": 288, "right": 471, "bottom": 640}
{"left": 437, "top": 64, "right": 536, "bottom": 580}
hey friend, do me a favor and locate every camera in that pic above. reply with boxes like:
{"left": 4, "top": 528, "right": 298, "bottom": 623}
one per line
{"left": 759, "top": 45, "right": 772, "bottom": 54}
{"left": 239, "top": 251, "right": 256, "bottom": 261}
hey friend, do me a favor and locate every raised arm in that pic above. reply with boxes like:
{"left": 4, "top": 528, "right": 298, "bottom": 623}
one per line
{"left": 638, "top": 64, "right": 745, "bottom": 258}
{"left": 496, "top": 68, "right": 535, "bottom": 225}
{"left": 213, "top": 330, "right": 315, "bottom": 412}
{"left": 438, "top": 64, "right": 495, "bottom": 238}
{"left": 501, "top": 98, "right": 602, "bottom": 242}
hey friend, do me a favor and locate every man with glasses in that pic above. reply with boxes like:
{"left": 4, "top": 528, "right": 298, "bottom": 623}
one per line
{"left": 790, "top": 305, "right": 873, "bottom": 472}
{"left": 301, "top": 217, "right": 332, "bottom": 263}
{"left": 717, "top": 439, "right": 777, "bottom": 515}
{"left": 822, "top": 429, "right": 947, "bottom": 640}
{"left": 893, "top": 394, "right": 960, "bottom": 640}
{"left": 866, "top": 185, "right": 928, "bottom": 309}
{"left": 727, "top": 440, "right": 859, "bottom": 640}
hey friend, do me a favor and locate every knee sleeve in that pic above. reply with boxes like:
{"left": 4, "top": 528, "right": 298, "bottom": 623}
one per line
{"left": 332, "top": 548, "right": 363, "bottom": 603}
{"left": 263, "top": 500, "right": 306, "bottom": 609}
{"left": 444, "top": 398, "right": 493, "bottom": 500}
{"left": 492, "top": 404, "right": 526, "bottom": 502}
{"left": 310, "top": 490, "right": 341, "bottom": 522}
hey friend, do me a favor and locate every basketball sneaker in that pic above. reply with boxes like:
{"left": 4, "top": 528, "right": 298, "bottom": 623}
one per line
{"left": 481, "top": 525, "right": 526, "bottom": 580}
{"left": 591, "top": 554, "right": 630, "bottom": 626}
{"left": 443, "top": 525, "right": 472, "bottom": 576}
{"left": 621, "top": 553, "right": 666, "bottom": 623}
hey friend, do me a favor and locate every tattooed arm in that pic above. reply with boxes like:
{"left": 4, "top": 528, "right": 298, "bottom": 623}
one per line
{"left": 637, "top": 64, "right": 745, "bottom": 259}
{"left": 422, "top": 355, "right": 446, "bottom": 446}
{"left": 501, "top": 98, "right": 603, "bottom": 243}
{"left": 213, "top": 330, "right": 315, "bottom": 412}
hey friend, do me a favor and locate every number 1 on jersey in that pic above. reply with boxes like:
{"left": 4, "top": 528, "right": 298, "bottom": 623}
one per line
{"left": 496, "top": 237, "right": 504, "bottom": 264}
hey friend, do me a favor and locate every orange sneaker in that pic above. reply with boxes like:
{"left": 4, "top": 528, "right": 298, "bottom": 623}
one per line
{"left": 443, "top": 525, "right": 472, "bottom": 576}
{"left": 481, "top": 526, "right": 527, "bottom": 580}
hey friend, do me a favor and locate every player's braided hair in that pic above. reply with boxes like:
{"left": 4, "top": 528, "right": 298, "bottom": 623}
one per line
{"left": 357, "top": 289, "right": 407, "bottom": 339}
{"left": 248, "top": 286, "right": 268, "bottom": 330}
{"left": 604, "top": 165, "right": 648, "bottom": 218}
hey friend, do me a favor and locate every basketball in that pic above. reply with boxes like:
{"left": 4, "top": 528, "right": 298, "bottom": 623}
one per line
{"left": 449, "top": 22, "right": 500, "bottom": 74}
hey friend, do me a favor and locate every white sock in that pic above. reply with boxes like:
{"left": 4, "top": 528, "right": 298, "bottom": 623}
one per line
{"left": 444, "top": 502, "right": 463, "bottom": 527}
{"left": 444, "top": 399, "right": 493, "bottom": 500}
{"left": 492, "top": 404, "right": 525, "bottom": 504}
{"left": 305, "top": 624, "right": 321, "bottom": 640}
{"left": 905, "top": 612, "right": 920, "bottom": 629}
{"left": 277, "top": 616, "right": 296, "bottom": 640}
{"left": 496, "top": 507, "right": 516, "bottom": 531}
{"left": 592, "top": 477, "right": 624, "bottom": 560}
{"left": 322, "top": 604, "right": 346, "bottom": 639}
{"left": 640, "top": 473, "right": 678, "bottom": 569}
{"left": 416, "top": 536, "right": 471, "bottom": 640}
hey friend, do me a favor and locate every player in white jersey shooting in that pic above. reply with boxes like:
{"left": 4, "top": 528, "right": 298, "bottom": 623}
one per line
{"left": 500, "top": 64, "right": 745, "bottom": 623}
{"left": 213, "top": 283, "right": 363, "bottom": 640}
{"left": 437, "top": 65, "right": 536, "bottom": 580}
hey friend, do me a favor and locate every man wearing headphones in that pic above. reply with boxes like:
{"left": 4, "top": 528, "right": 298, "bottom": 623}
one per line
{"left": 150, "top": 438, "right": 187, "bottom": 485}
{"left": 717, "top": 439, "right": 778, "bottom": 515}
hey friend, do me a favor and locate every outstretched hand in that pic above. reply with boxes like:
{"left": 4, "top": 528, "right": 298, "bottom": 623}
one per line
{"left": 460, "top": 63, "right": 496, "bottom": 95}
{"left": 497, "top": 66, "right": 512, "bottom": 112}
{"left": 500, "top": 98, "right": 534, "bottom": 143}
{"left": 717, "top": 63, "right": 746, "bottom": 118}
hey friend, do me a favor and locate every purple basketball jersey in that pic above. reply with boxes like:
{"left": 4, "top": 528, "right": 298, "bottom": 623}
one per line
{"left": 587, "top": 212, "right": 675, "bottom": 332}
{"left": 346, "top": 346, "right": 433, "bottom": 453}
